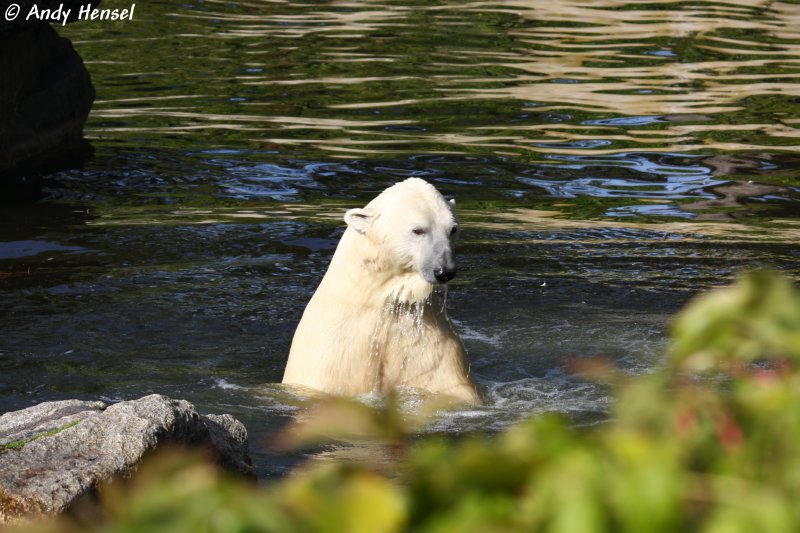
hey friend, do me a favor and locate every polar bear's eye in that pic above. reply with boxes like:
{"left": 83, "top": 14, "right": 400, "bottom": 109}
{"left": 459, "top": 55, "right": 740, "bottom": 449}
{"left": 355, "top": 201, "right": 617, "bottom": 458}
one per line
{"left": 412, "top": 227, "right": 427, "bottom": 236}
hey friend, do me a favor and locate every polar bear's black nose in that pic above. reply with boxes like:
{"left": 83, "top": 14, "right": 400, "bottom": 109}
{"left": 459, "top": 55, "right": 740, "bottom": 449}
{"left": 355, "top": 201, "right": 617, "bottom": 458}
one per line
{"left": 434, "top": 268, "right": 456, "bottom": 283}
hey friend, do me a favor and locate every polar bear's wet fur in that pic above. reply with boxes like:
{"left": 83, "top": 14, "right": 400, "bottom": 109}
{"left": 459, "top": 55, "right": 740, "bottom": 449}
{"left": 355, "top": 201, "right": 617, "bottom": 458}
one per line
{"left": 282, "top": 178, "right": 480, "bottom": 404}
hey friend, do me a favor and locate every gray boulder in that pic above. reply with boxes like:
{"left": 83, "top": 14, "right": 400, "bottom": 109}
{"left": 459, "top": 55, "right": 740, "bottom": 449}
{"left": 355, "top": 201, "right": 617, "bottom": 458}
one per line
{"left": 0, "top": 395, "right": 255, "bottom": 524}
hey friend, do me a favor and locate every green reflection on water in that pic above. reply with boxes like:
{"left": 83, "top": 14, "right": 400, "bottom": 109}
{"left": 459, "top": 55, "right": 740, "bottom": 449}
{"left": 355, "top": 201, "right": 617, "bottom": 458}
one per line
{"left": 61, "top": 0, "right": 800, "bottom": 161}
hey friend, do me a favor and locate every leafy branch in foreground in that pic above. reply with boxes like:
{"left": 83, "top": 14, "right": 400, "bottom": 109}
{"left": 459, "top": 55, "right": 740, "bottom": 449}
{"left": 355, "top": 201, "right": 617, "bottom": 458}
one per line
{"left": 14, "top": 271, "right": 800, "bottom": 533}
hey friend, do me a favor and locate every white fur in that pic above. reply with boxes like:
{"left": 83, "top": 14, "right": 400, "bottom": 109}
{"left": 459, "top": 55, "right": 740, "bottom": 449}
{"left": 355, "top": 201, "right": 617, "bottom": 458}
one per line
{"left": 282, "top": 178, "right": 480, "bottom": 404}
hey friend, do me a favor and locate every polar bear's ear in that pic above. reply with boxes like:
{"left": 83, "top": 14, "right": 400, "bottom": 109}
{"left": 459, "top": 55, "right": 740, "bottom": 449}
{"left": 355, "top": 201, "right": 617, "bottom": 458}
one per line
{"left": 448, "top": 198, "right": 456, "bottom": 207}
{"left": 344, "top": 208, "right": 377, "bottom": 235}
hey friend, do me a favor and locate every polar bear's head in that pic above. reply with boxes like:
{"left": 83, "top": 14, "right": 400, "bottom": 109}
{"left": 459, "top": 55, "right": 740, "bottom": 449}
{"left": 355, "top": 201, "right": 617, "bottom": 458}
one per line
{"left": 344, "top": 178, "right": 460, "bottom": 302}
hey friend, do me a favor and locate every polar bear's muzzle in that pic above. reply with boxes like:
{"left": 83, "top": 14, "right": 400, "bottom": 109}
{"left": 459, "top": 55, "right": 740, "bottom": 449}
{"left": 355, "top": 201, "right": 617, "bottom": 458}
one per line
{"left": 433, "top": 266, "right": 456, "bottom": 283}
{"left": 428, "top": 247, "right": 457, "bottom": 284}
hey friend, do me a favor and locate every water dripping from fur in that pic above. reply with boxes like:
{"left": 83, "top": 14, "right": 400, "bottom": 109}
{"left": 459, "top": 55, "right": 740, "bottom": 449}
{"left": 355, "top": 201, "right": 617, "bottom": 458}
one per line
{"left": 368, "top": 287, "right": 449, "bottom": 393}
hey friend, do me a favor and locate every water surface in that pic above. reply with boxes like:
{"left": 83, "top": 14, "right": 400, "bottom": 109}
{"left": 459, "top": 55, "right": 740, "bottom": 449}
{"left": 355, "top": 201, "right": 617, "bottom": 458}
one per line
{"left": 2, "top": 0, "right": 800, "bottom": 477}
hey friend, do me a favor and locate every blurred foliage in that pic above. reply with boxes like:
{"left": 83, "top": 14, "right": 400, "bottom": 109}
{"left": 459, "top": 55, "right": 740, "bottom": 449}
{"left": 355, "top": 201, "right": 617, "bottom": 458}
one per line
{"left": 671, "top": 270, "right": 800, "bottom": 370}
{"left": 12, "top": 270, "right": 800, "bottom": 533}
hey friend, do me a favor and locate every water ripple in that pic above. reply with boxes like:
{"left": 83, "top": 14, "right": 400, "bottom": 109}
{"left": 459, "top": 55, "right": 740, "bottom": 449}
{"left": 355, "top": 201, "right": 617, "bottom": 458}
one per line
{"left": 62, "top": 0, "right": 800, "bottom": 159}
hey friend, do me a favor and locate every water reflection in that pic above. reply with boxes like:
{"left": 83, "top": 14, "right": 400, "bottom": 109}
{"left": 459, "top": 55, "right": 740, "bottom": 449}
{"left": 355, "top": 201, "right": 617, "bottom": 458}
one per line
{"left": 63, "top": 0, "right": 800, "bottom": 160}
{"left": 519, "top": 152, "right": 726, "bottom": 210}
{"left": 40, "top": 148, "right": 799, "bottom": 223}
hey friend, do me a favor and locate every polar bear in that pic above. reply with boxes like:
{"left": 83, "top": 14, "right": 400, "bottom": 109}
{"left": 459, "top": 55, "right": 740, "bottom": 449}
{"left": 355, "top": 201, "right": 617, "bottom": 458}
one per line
{"left": 282, "top": 178, "right": 480, "bottom": 404}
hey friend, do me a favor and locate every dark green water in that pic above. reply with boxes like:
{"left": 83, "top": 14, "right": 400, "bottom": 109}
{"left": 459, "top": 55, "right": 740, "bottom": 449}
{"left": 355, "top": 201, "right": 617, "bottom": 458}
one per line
{"left": 2, "top": 0, "right": 800, "bottom": 477}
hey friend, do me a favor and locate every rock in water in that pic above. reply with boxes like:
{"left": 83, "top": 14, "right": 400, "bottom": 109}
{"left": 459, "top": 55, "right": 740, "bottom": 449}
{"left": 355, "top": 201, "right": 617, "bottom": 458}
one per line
{"left": 0, "top": 395, "right": 255, "bottom": 524}
{"left": 0, "top": 1, "right": 99, "bottom": 200}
